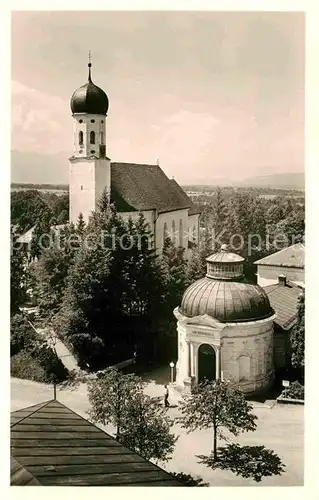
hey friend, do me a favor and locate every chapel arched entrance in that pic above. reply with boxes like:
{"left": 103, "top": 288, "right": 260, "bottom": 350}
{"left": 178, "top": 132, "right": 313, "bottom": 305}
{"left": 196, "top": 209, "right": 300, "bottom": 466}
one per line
{"left": 198, "top": 343, "right": 216, "bottom": 382}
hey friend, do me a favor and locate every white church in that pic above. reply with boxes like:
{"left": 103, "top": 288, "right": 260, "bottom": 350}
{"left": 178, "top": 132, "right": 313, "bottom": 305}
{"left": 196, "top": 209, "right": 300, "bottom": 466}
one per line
{"left": 69, "top": 61, "right": 200, "bottom": 253}
{"left": 18, "top": 62, "right": 200, "bottom": 254}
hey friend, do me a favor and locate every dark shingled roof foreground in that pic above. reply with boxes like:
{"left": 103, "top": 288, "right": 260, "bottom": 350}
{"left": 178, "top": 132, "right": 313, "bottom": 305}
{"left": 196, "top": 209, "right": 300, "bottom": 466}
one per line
{"left": 11, "top": 400, "right": 182, "bottom": 487}
{"left": 111, "top": 162, "right": 199, "bottom": 214}
{"left": 263, "top": 283, "right": 302, "bottom": 330}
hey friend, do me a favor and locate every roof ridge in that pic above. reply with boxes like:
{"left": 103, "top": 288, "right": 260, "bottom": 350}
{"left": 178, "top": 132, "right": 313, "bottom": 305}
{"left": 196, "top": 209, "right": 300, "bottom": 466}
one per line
{"left": 11, "top": 399, "right": 53, "bottom": 428}
{"left": 12, "top": 399, "right": 183, "bottom": 485}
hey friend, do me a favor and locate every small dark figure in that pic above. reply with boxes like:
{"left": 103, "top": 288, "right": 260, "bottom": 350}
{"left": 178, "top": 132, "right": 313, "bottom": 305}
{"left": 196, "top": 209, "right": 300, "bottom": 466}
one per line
{"left": 164, "top": 384, "right": 170, "bottom": 407}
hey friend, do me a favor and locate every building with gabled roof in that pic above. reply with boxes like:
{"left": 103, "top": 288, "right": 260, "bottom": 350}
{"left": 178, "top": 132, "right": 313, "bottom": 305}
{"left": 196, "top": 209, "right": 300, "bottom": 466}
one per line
{"left": 11, "top": 399, "right": 182, "bottom": 487}
{"left": 254, "top": 244, "right": 305, "bottom": 372}
{"left": 254, "top": 243, "right": 305, "bottom": 288}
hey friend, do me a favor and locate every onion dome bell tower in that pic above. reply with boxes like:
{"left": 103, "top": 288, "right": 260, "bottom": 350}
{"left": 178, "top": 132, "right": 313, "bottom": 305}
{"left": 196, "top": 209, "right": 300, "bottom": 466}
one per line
{"left": 70, "top": 60, "right": 109, "bottom": 159}
{"left": 69, "top": 57, "right": 111, "bottom": 224}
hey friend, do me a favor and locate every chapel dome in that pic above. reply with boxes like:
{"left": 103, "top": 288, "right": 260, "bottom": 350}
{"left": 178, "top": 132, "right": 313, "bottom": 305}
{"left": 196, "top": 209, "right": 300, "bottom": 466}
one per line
{"left": 70, "top": 64, "right": 109, "bottom": 115}
{"left": 180, "top": 246, "right": 274, "bottom": 323}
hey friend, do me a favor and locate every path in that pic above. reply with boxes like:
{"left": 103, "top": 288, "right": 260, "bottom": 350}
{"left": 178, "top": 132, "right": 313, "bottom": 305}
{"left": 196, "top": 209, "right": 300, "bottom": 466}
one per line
{"left": 36, "top": 327, "right": 79, "bottom": 373}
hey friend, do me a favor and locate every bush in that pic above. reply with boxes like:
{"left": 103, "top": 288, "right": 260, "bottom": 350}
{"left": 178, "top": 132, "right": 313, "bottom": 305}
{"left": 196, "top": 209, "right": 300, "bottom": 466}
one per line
{"left": 10, "top": 314, "right": 38, "bottom": 357}
{"left": 34, "top": 345, "right": 69, "bottom": 384}
{"left": 281, "top": 381, "right": 304, "bottom": 400}
{"left": 10, "top": 313, "right": 69, "bottom": 384}
{"left": 170, "top": 472, "right": 209, "bottom": 486}
{"left": 11, "top": 350, "right": 47, "bottom": 382}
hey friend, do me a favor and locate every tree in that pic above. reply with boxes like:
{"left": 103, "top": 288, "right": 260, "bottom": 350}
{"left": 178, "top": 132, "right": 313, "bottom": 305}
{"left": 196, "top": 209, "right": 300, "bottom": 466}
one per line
{"left": 119, "top": 391, "right": 177, "bottom": 461}
{"left": 11, "top": 313, "right": 38, "bottom": 356}
{"left": 198, "top": 443, "right": 285, "bottom": 483}
{"left": 56, "top": 209, "right": 68, "bottom": 225}
{"left": 185, "top": 245, "right": 206, "bottom": 286}
{"left": 210, "top": 187, "right": 228, "bottom": 239}
{"left": 29, "top": 210, "right": 53, "bottom": 259}
{"left": 290, "top": 291, "right": 305, "bottom": 379}
{"left": 97, "top": 188, "right": 110, "bottom": 213}
{"left": 76, "top": 212, "right": 86, "bottom": 235}
{"left": 274, "top": 213, "right": 305, "bottom": 246}
{"left": 11, "top": 190, "right": 52, "bottom": 234}
{"left": 178, "top": 379, "right": 257, "bottom": 460}
{"left": 11, "top": 228, "right": 27, "bottom": 314}
{"left": 32, "top": 224, "right": 81, "bottom": 320}
{"left": 88, "top": 367, "right": 177, "bottom": 461}
{"left": 161, "top": 237, "right": 187, "bottom": 308}
{"left": 10, "top": 313, "right": 69, "bottom": 384}
{"left": 54, "top": 237, "right": 113, "bottom": 368}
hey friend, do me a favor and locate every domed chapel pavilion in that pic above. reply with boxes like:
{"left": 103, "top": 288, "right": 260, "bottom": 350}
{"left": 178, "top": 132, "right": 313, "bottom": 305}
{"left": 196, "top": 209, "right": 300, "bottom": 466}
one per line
{"left": 174, "top": 245, "right": 276, "bottom": 396}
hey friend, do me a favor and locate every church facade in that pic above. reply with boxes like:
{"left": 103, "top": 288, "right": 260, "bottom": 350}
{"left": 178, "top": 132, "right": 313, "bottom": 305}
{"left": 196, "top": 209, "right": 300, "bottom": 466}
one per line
{"left": 69, "top": 62, "right": 200, "bottom": 253}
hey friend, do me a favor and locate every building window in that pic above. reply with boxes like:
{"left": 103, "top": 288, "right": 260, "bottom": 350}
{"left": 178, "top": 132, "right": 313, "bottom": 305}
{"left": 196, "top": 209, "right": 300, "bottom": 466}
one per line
{"left": 91, "top": 119, "right": 95, "bottom": 123}
{"left": 79, "top": 119, "right": 83, "bottom": 123}
{"left": 192, "top": 225, "right": 196, "bottom": 241}
{"left": 90, "top": 131, "right": 95, "bottom": 144}
{"left": 179, "top": 219, "right": 183, "bottom": 247}
{"left": 90, "top": 150, "right": 95, "bottom": 154}
{"left": 81, "top": 185, "right": 83, "bottom": 190}
{"left": 163, "top": 222, "right": 168, "bottom": 242}
{"left": 79, "top": 131, "right": 83, "bottom": 145}
{"left": 172, "top": 220, "right": 176, "bottom": 243}
{"left": 100, "top": 131, "right": 104, "bottom": 144}
{"left": 101, "top": 120, "right": 104, "bottom": 123}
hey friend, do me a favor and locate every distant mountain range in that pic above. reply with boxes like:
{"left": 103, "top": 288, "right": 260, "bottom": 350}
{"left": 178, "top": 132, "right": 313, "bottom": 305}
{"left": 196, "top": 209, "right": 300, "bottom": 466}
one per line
{"left": 238, "top": 173, "right": 305, "bottom": 190}
{"left": 11, "top": 150, "right": 304, "bottom": 190}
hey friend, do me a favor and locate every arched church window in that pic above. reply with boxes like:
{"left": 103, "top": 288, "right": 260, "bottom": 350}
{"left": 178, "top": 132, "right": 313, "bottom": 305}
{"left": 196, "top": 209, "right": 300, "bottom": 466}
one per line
{"left": 172, "top": 220, "right": 176, "bottom": 243}
{"left": 179, "top": 219, "right": 183, "bottom": 247}
{"left": 79, "top": 131, "right": 83, "bottom": 145}
{"left": 100, "top": 131, "right": 104, "bottom": 144}
{"left": 90, "top": 131, "right": 95, "bottom": 144}
{"left": 163, "top": 222, "right": 168, "bottom": 242}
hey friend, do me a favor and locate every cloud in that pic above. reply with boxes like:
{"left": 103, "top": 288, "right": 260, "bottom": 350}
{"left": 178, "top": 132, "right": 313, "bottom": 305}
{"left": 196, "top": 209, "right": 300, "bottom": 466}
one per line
{"left": 11, "top": 80, "right": 70, "bottom": 154}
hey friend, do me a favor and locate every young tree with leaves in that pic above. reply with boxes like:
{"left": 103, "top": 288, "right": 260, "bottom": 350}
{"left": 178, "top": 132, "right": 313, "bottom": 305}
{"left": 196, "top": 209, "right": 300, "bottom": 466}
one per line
{"left": 178, "top": 379, "right": 257, "bottom": 461}
{"left": 88, "top": 367, "right": 177, "bottom": 461}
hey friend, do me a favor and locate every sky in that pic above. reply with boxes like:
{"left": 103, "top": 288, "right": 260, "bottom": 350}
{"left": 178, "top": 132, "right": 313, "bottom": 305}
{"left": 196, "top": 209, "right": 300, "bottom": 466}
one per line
{"left": 11, "top": 11, "right": 305, "bottom": 184}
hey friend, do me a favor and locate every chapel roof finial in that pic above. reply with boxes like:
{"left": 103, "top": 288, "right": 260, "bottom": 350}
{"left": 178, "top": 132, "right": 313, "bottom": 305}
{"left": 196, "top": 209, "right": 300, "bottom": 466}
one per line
{"left": 88, "top": 50, "right": 92, "bottom": 82}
